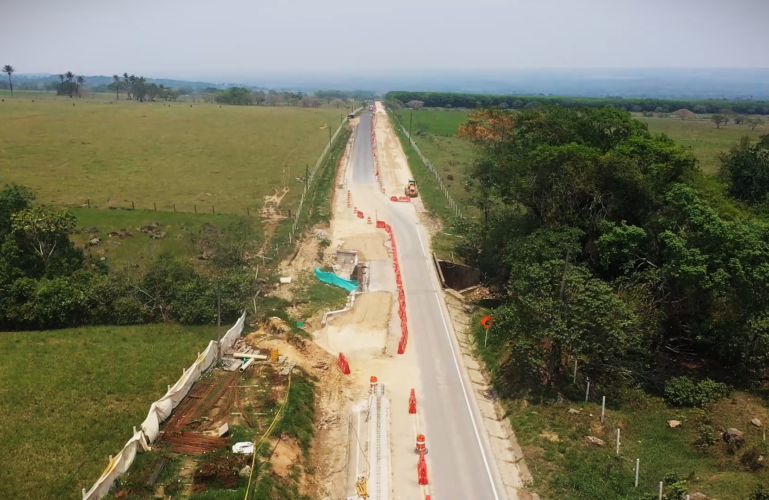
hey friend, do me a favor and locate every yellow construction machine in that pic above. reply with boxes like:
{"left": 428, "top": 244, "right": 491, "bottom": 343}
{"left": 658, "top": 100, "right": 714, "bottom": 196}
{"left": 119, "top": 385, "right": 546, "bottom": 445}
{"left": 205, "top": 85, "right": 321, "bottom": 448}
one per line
{"left": 405, "top": 179, "right": 418, "bottom": 198}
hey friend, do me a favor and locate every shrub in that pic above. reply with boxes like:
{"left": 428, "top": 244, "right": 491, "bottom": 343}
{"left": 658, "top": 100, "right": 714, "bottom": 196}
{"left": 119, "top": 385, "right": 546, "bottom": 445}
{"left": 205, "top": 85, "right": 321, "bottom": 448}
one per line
{"left": 749, "top": 484, "right": 769, "bottom": 500}
{"left": 742, "top": 447, "right": 765, "bottom": 471}
{"left": 664, "top": 376, "right": 731, "bottom": 407}
{"left": 695, "top": 424, "right": 717, "bottom": 450}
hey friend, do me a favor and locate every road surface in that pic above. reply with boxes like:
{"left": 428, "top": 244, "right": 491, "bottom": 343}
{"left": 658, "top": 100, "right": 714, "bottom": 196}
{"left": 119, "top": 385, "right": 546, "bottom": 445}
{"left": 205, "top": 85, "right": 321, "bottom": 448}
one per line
{"left": 350, "top": 110, "right": 508, "bottom": 500}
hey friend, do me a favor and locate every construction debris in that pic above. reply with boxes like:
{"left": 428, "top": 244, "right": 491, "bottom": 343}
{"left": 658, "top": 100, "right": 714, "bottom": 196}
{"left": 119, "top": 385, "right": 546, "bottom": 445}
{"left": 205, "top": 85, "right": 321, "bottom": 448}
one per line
{"left": 222, "top": 359, "right": 240, "bottom": 372}
{"left": 233, "top": 442, "right": 254, "bottom": 454}
{"left": 146, "top": 458, "right": 168, "bottom": 487}
{"left": 163, "top": 432, "right": 230, "bottom": 455}
{"left": 268, "top": 317, "right": 291, "bottom": 335}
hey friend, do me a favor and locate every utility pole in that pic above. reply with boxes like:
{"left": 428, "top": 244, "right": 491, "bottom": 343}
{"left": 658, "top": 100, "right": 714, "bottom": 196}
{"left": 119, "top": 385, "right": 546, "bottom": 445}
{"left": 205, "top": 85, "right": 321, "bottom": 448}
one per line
{"left": 306, "top": 163, "right": 309, "bottom": 186}
{"left": 216, "top": 283, "right": 221, "bottom": 361}
{"left": 409, "top": 111, "right": 413, "bottom": 138}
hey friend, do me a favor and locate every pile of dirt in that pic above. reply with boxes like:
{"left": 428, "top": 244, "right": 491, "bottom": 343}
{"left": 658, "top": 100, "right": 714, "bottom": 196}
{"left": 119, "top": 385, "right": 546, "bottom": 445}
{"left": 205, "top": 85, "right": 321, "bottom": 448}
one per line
{"left": 193, "top": 454, "right": 250, "bottom": 489}
{"left": 270, "top": 437, "right": 302, "bottom": 477}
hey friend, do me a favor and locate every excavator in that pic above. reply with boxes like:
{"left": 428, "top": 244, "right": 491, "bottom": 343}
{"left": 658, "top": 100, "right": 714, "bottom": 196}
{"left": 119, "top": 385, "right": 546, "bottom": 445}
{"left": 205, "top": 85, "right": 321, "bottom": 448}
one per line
{"left": 404, "top": 179, "right": 418, "bottom": 198}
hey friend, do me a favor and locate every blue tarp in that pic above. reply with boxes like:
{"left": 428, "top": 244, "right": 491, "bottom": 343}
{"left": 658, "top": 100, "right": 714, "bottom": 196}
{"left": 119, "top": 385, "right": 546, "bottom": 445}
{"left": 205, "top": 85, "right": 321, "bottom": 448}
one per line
{"left": 315, "top": 268, "right": 358, "bottom": 292}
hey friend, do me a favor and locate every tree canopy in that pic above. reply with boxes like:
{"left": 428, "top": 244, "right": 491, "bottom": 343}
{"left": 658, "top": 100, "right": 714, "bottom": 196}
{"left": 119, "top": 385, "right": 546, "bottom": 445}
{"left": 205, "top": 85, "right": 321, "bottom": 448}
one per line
{"left": 457, "top": 106, "right": 769, "bottom": 389}
{"left": 386, "top": 91, "right": 769, "bottom": 115}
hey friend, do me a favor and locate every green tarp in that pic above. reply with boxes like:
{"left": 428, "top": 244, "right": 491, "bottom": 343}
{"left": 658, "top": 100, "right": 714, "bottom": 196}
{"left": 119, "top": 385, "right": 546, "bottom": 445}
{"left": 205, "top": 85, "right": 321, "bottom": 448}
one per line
{"left": 314, "top": 268, "right": 358, "bottom": 292}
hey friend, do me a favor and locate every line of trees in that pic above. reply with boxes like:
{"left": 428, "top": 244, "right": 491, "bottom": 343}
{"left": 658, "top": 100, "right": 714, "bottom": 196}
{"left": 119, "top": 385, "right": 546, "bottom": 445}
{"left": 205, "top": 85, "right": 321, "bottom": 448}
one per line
{"left": 107, "top": 73, "right": 190, "bottom": 102}
{"left": 456, "top": 105, "right": 769, "bottom": 392}
{"left": 204, "top": 87, "right": 355, "bottom": 108}
{"left": 386, "top": 91, "right": 769, "bottom": 116}
{"left": 52, "top": 72, "right": 89, "bottom": 98}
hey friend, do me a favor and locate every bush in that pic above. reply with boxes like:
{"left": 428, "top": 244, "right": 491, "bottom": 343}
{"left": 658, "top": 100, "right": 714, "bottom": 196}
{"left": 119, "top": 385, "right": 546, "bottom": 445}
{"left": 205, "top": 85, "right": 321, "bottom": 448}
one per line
{"left": 664, "top": 376, "right": 731, "bottom": 407}
{"left": 749, "top": 484, "right": 769, "bottom": 500}
{"left": 742, "top": 447, "right": 766, "bottom": 471}
{"left": 695, "top": 424, "right": 717, "bottom": 450}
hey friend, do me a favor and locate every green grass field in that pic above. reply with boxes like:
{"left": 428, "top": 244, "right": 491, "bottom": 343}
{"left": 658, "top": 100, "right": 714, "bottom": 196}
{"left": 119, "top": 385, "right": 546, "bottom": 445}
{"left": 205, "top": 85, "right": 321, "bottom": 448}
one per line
{"left": 391, "top": 109, "right": 475, "bottom": 211}
{"left": 0, "top": 97, "right": 347, "bottom": 214}
{"left": 640, "top": 115, "right": 768, "bottom": 174}
{"left": 69, "top": 208, "right": 261, "bottom": 270}
{"left": 0, "top": 324, "right": 218, "bottom": 500}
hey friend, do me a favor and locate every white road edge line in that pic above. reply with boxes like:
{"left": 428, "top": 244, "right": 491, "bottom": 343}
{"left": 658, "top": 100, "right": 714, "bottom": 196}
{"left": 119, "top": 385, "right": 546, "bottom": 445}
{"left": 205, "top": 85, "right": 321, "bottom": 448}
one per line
{"left": 434, "top": 290, "right": 501, "bottom": 500}
{"left": 415, "top": 224, "right": 427, "bottom": 257}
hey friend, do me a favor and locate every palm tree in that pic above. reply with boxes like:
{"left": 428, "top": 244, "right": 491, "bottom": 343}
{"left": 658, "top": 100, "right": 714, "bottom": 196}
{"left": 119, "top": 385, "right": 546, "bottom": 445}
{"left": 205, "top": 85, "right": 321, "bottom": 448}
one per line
{"left": 64, "top": 71, "right": 74, "bottom": 98}
{"left": 2, "top": 65, "right": 15, "bottom": 96}
{"left": 112, "top": 74, "right": 120, "bottom": 100}
{"left": 122, "top": 73, "right": 132, "bottom": 100}
{"left": 76, "top": 76, "right": 85, "bottom": 97}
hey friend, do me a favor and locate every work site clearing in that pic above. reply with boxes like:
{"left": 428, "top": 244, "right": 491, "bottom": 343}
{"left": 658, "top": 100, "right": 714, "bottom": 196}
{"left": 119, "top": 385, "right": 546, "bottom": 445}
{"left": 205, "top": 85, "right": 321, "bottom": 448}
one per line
{"left": 99, "top": 327, "right": 354, "bottom": 500}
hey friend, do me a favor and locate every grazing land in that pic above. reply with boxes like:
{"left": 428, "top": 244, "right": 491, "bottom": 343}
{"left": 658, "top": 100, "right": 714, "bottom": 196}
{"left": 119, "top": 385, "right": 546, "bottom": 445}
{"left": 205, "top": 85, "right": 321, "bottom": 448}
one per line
{"left": 0, "top": 98, "right": 346, "bottom": 214}
{"left": 0, "top": 324, "right": 217, "bottom": 500}
{"left": 69, "top": 208, "right": 261, "bottom": 270}
{"left": 640, "top": 115, "right": 768, "bottom": 174}
{"left": 390, "top": 109, "right": 474, "bottom": 210}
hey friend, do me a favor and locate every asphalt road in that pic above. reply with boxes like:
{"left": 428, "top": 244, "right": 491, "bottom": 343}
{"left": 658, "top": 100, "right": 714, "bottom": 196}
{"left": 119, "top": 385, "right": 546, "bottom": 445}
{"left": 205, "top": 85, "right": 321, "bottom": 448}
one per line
{"left": 351, "top": 111, "right": 507, "bottom": 500}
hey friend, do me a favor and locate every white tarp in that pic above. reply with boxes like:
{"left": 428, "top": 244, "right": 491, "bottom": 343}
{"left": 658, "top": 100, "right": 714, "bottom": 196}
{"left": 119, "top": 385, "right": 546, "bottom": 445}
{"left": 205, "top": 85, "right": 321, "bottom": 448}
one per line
{"left": 84, "top": 312, "right": 246, "bottom": 499}
{"left": 220, "top": 312, "right": 246, "bottom": 351}
{"left": 140, "top": 339, "right": 218, "bottom": 442}
{"left": 83, "top": 430, "right": 149, "bottom": 500}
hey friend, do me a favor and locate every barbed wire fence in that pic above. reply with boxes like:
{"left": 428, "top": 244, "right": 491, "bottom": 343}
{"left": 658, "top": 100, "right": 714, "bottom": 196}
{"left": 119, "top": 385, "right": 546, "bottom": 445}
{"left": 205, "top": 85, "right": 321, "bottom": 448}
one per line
{"left": 388, "top": 110, "right": 464, "bottom": 219}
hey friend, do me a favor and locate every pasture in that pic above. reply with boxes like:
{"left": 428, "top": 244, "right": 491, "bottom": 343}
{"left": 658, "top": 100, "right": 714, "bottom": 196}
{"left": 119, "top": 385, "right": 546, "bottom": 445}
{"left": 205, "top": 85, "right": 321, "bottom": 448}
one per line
{"left": 0, "top": 96, "right": 347, "bottom": 214}
{"left": 640, "top": 115, "right": 768, "bottom": 174}
{"left": 0, "top": 324, "right": 218, "bottom": 500}
{"left": 69, "top": 208, "right": 261, "bottom": 271}
{"left": 390, "top": 109, "right": 475, "bottom": 210}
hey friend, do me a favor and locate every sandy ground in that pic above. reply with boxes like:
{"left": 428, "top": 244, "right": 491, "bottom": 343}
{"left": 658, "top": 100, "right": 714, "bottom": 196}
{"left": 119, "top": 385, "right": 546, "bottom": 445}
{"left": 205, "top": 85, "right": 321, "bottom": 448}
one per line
{"left": 374, "top": 106, "right": 413, "bottom": 196}
{"left": 314, "top": 292, "right": 392, "bottom": 358}
{"left": 340, "top": 232, "right": 389, "bottom": 261}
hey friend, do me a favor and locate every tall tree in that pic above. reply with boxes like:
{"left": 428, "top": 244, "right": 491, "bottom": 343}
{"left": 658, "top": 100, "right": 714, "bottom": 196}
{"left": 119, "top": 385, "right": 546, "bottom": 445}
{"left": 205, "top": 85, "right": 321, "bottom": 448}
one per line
{"left": 112, "top": 74, "right": 120, "bottom": 100}
{"left": 2, "top": 65, "right": 15, "bottom": 96}
{"left": 748, "top": 118, "right": 765, "bottom": 131}
{"left": 10, "top": 206, "right": 77, "bottom": 274}
{"left": 76, "top": 76, "right": 85, "bottom": 97}
{"left": 122, "top": 73, "right": 132, "bottom": 100}
{"left": 64, "top": 71, "right": 74, "bottom": 98}
{"left": 711, "top": 114, "right": 727, "bottom": 129}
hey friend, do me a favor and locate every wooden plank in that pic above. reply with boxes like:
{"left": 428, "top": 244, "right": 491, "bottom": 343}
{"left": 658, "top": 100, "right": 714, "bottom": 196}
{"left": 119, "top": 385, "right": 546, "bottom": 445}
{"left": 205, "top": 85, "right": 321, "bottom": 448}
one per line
{"left": 146, "top": 458, "right": 167, "bottom": 487}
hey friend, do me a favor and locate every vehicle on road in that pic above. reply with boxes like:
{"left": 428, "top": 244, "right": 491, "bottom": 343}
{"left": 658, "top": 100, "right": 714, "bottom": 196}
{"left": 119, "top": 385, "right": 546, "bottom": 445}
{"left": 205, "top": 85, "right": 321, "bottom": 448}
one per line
{"left": 405, "top": 179, "right": 418, "bottom": 197}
